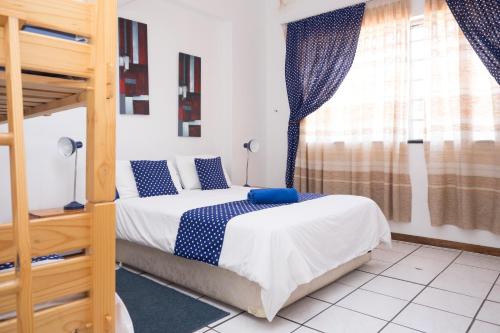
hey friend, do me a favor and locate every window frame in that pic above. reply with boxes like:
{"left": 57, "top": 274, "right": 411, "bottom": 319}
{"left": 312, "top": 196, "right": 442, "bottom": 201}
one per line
{"left": 408, "top": 15, "right": 425, "bottom": 144}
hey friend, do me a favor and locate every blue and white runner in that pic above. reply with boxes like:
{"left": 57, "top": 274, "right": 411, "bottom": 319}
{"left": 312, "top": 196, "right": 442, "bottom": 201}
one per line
{"left": 174, "top": 193, "right": 324, "bottom": 265}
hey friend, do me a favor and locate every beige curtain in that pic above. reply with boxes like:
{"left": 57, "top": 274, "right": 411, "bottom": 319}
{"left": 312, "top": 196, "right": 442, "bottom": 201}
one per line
{"left": 295, "top": 0, "right": 412, "bottom": 222}
{"left": 424, "top": 0, "right": 500, "bottom": 233}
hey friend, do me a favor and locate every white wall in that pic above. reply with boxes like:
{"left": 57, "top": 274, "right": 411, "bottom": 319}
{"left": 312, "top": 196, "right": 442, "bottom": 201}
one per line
{"left": 0, "top": 110, "right": 87, "bottom": 223}
{"left": 0, "top": 0, "right": 266, "bottom": 222}
{"left": 116, "top": 0, "right": 233, "bottom": 163}
{"left": 262, "top": 0, "right": 500, "bottom": 248}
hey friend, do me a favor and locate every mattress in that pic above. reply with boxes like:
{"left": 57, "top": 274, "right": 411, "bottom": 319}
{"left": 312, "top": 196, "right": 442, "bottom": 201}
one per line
{"left": 116, "top": 186, "right": 391, "bottom": 320}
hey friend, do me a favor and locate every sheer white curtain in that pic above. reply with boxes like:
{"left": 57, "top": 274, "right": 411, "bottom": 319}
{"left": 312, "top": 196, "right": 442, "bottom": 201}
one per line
{"left": 424, "top": 0, "right": 500, "bottom": 233}
{"left": 295, "top": 0, "right": 412, "bottom": 222}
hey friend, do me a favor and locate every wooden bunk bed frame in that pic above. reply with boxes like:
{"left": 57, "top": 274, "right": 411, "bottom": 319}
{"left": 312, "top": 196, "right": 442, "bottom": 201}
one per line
{"left": 0, "top": 1, "right": 117, "bottom": 332}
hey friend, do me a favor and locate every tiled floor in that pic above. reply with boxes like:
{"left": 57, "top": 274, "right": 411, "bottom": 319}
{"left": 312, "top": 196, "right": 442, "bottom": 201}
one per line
{"left": 123, "top": 241, "right": 500, "bottom": 333}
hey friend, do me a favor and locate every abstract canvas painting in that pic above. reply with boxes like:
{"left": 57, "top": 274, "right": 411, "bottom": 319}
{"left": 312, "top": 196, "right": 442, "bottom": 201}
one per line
{"left": 178, "top": 53, "right": 201, "bottom": 137}
{"left": 118, "top": 18, "right": 149, "bottom": 115}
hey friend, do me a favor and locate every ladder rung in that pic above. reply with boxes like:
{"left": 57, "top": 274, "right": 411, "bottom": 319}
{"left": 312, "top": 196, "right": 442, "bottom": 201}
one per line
{"left": 0, "top": 279, "right": 19, "bottom": 297}
{"left": 0, "top": 133, "right": 13, "bottom": 146}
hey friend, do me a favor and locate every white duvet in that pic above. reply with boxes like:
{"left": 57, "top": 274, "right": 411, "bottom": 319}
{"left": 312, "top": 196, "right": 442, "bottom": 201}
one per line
{"left": 116, "top": 186, "right": 391, "bottom": 320}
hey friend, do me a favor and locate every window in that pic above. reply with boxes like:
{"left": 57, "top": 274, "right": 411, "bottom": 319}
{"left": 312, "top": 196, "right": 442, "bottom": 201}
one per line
{"left": 409, "top": 17, "right": 425, "bottom": 142}
{"left": 303, "top": 3, "right": 497, "bottom": 145}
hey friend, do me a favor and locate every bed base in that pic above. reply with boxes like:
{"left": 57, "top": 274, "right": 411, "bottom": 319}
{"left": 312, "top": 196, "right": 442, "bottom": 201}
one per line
{"left": 116, "top": 239, "right": 370, "bottom": 318}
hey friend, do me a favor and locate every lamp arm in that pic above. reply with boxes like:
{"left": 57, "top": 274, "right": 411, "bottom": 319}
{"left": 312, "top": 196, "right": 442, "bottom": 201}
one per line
{"left": 73, "top": 148, "right": 78, "bottom": 202}
{"left": 245, "top": 149, "right": 250, "bottom": 187}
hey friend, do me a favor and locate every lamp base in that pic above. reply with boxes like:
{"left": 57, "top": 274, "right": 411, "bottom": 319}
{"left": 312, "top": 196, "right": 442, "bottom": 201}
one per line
{"left": 243, "top": 184, "right": 250, "bottom": 187}
{"left": 64, "top": 201, "right": 85, "bottom": 211}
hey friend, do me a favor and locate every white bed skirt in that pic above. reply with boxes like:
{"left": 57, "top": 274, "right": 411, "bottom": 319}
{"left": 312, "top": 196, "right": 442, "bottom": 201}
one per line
{"left": 116, "top": 239, "right": 370, "bottom": 318}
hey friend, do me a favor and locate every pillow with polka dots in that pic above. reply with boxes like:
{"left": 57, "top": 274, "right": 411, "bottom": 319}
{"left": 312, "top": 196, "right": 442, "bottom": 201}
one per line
{"left": 194, "top": 157, "right": 230, "bottom": 190}
{"left": 130, "top": 160, "right": 179, "bottom": 197}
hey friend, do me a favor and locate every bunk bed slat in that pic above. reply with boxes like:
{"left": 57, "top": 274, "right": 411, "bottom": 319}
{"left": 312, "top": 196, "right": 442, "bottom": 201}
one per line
{"left": 25, "top": 91, "right": 86, "bottom": 119}
{"left": 0, "top": 28, "right": 93, "bottom": 78}
{"left": 0, "top": 279, "right": 18, "bottom": 297}
{"left": 0, "top": 256, "right": 91, "bottom": 314}
{"left": 0, "top": 87, "right": 71, "bottom": 99}
{"left": 0, "top": 72, "right": 88, "bottom": 92}
{"left": 0, "top": 0, "right": 94, "bottom": 38}
{"left": 0, "top": 133, "right": 13, "bottom": 146}
{"left": 0, "top": 213, "right": 91, "bottom": 263}
{"left": 0, "top": 298, "right": 92, "bottom": 333}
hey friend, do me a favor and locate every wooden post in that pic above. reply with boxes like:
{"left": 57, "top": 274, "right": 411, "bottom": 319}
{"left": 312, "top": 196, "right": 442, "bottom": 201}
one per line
{"left": 4, "top": 16, "right": 34, "bottom": 333}
{"left": 86, "top": 0, "right": 117, "bottom": 332}
{"left": 88, "top": 202, "right": 116, "bottom": 333}
{"left": 86, "top": 0, "right": 117, "bottom": 203}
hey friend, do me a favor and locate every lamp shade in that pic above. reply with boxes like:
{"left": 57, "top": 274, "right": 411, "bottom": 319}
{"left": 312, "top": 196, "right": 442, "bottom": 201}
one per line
{"left": 243, "top": 139, "right": 260, "bottom": 153}
{"left": 57, "top": 137, "right": 82, "bottom": 157}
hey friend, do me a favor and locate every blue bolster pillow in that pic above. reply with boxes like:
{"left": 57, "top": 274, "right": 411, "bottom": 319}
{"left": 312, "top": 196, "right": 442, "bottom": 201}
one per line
{"left": 247, "top": 188, "right": 299, "bottom": 204}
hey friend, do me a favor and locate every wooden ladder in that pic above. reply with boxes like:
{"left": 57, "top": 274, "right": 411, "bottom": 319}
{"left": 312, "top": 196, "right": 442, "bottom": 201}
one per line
{"left": 0, "top": 15, "right": 34, "bottom": 333}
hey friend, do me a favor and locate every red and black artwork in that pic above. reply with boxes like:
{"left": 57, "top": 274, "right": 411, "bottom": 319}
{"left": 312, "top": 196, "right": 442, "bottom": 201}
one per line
{"left": 118, "top": 18, "right": 149, "bottom": 115}
{"left": 178, "top": 53, "right": 201, "bottom": 137}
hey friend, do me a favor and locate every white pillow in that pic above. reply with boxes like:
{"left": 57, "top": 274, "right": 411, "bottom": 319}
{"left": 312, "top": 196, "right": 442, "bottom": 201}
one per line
{"left": 175, "top": 155, "right": 232, "bottom": 190}
{"left": 166, "top": 160, "right": 183, "bottom": 193}
{"left": 116, "top": 160, "right": 139, "bottom": 199}
{"left": 116, "top": 160, "right": 183, "bottom": 199}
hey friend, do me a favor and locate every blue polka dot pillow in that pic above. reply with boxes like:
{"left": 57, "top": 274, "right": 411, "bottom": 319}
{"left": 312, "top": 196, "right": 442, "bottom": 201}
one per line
{"left": 194, "top": 157, "right": 230, "bottom": 190}
{"left": 130, "top": 160, "right": 179, "bottom": 197}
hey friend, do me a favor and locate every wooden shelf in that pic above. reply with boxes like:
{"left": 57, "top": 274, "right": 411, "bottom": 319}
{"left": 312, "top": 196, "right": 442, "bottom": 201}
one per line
{"left": 29, "top": 207, "right": 86, "bottom": 219}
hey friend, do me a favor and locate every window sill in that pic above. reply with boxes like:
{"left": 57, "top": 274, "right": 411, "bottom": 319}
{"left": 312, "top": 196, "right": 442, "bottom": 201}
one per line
{"left": 407, "top": 140, "right": 495, "bottom": 144}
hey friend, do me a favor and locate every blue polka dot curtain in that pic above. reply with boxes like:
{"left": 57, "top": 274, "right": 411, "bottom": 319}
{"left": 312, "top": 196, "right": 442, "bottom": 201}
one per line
{"left": 446, "top": 0, "right": 500, "bottom": 85}
{"left": 294, "top": 0, "right": 412, "bottom": 223}
{"left": 284, "top": 4, "right": 365, "bottom": 188}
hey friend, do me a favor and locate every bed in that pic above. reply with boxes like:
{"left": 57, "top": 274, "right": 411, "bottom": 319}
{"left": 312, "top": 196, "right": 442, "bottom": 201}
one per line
{"left": 116, "top": 186, "right": 391, "bottom": 320}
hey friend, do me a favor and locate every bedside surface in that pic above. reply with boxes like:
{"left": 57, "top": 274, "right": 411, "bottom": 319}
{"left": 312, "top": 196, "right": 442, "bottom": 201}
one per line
{"left": 29, "top": 207, "right": 86, "bottom": 219}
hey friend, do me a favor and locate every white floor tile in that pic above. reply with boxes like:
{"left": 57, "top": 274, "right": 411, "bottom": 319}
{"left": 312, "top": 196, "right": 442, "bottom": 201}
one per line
{"left": 455, "top": 252, "right": 500, "bottom": 272}
{"left": 309, "top": 282, "right": 356, "bottom": 304}
{"left": 381, "top": 323, "right": 421, "bottom": 333}
{"left": 477, "top": 301, "right": 500, "bottom": 325}
{"left": 393, "top": 303, "right": 472, "bottom": 333}
{"left": 199, "top": 297, "right": 242, "bottom": 327}
{"left": 337, "top": 289, "right": 408, "bottom": 321}
{"left": 362, "top": 276, "right": 424, "bottom": 301}
{"left": 411, "top": 246, "right": 460, "bottom": 263}
{"left": 413, "top": 287, "right": 482, "bottom": 317}
{"left": 430, "top": 264, "right": 498, "bottom": 298}
{"left": 215, "top": 313, "right": 299, "bottom": 333}
{"left": 278, "top": 297, "right": 330, "bottom": 324}
{"left": 192, "top": 327, "right": 211, "bottom": 333}
{"left": 387, "top": 241, "right": 421, "bottom": 254}
{"left": 358, "top": 259, "right": 392, "bottom": 274}
{"left": 383, "top": 254, "right": 448, "bottom": 284}
{"left": 306, "top": 305, "right": 387, "bottom": 333}
{"left": 336, "top": 270, "right": 375, "bottom": 288}
{"left": 293, "top": 327, "right": 319, "bottom": 333}
{"left": 469, "top": 320, "right": 500, "bottom": 333}
{"left": 372, "top": 248, "right": 408, "bottom": 263}
{"left": 488, "top": 284, "right": 500, "bottom": 302}
{"left": 167, "top": 283, "right": 203, "bottom": 299}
